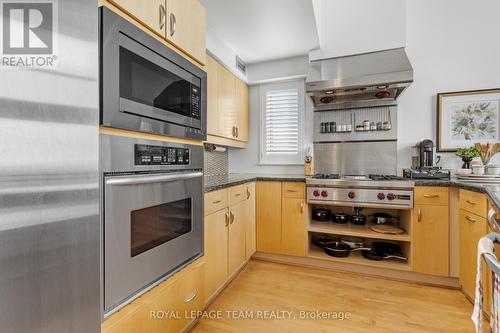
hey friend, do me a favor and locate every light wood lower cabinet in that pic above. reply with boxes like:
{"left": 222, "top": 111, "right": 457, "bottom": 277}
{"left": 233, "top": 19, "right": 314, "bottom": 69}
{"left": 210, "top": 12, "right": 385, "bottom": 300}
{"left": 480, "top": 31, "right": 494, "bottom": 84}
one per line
{"left": 204, "top": 183, "right": 255, "bottom": 301}
{"left": 281, "top": 197, "right": 307, "bottom": 257}
{"left": 102, "top": 260, "right": 205, "bottom": 333}
{"left": 204, "top": 209, "right": 228, "bottom": 299}
{"left": 413, "top": 204, "right": 449, "bottom": 276}
{"left": 459, "top": 210, "right": 488, "bottom": 299}
{"left": 256, "top": 181, "right": 282, "bottom": 254}
{"left": 256, "top": 181, "right": 307, "bottom": 257}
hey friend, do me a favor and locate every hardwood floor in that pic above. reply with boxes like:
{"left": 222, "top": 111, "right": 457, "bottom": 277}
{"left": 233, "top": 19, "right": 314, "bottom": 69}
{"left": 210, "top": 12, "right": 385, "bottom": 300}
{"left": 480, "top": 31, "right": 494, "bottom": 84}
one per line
{"left": 191, "top": 260, "right": 475, "bottom": 333}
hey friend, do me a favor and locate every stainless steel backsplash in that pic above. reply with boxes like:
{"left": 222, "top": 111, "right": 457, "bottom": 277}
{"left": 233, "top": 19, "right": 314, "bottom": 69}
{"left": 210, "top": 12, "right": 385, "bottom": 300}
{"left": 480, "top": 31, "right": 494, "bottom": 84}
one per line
{"left": 314, "top": 141, "right": 397, "bottom": 175}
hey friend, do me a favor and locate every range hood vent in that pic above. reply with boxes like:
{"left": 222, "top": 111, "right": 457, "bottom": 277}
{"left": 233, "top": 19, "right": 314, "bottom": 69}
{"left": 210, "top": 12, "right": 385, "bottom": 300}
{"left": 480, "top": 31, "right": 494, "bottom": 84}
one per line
{"left": 306, "top": 48, "right": 413, "bottom": 110}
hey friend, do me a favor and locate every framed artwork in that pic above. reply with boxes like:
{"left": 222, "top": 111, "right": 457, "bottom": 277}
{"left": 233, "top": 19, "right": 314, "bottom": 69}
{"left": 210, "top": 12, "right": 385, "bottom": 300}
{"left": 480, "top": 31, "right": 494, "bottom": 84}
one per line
{"left": 437, "top": 88, "right": 500, "bottom": 152}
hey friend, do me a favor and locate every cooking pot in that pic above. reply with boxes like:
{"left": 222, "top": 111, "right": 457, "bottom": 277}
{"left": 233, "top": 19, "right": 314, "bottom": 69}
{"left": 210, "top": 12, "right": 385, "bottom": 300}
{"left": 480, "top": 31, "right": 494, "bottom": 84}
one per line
{"left": 350, "top": 213, "right": 366, "bottom": 225}
{"left": 332, "top": 212, "right": 349, "bottom": 224}
{"left": 312, "top": 207, "right": 331, "bottom": 222}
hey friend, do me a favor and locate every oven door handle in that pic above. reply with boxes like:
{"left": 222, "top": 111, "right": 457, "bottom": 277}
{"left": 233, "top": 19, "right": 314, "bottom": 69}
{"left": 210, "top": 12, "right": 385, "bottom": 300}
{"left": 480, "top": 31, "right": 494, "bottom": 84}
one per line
{"left": 106, "top": 172, "right": 203, "bottom": 186}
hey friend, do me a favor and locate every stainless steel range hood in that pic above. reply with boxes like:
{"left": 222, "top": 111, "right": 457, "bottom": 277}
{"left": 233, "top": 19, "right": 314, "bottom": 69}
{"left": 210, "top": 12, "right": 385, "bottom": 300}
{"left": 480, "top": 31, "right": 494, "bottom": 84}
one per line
{"left": 306, "top": 48, "right": 413, "bottom": 110}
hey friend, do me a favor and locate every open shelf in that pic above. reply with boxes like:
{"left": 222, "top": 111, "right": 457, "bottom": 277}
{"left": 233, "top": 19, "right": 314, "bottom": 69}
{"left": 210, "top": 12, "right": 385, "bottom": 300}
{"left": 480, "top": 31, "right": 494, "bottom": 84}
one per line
{"left": 308, "top": 220, "right": 411, "bottom": 242}
{"left": 308, "top": 245, "right": 411, "bottom": 271}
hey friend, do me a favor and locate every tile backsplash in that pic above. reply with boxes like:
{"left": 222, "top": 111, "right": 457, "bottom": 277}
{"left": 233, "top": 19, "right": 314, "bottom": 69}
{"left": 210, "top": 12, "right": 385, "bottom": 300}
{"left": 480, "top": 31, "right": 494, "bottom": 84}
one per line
{"left": 204, "top": 147, "right": 228, "bottom": 176}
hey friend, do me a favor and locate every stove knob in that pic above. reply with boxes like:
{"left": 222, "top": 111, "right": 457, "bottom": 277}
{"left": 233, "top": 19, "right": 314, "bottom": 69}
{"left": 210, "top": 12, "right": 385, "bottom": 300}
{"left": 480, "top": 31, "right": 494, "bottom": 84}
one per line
{"left": 377, "top": 193, "right": 386, "bottom": 200}
{"left": 313, "top": 190, "right": 320, "bottom": 197}
{"left": 348, "top": 191, "right": 355, "bottom": 199}
{"left": 387, "top": 193, "right": 396, "bottom": 201}
{"left": 321, "top": 190, "right": 328, "bottom": 198}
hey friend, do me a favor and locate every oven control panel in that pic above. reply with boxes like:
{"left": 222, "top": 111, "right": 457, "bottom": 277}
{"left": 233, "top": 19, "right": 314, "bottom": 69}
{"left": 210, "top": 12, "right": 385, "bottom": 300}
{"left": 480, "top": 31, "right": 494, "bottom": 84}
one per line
{"left": 135, "top": 144, "right": 190, "bottom": 165}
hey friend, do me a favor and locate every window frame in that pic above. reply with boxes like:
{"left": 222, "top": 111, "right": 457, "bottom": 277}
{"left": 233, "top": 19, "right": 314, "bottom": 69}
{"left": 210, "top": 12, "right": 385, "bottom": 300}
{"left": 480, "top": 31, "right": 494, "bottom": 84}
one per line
{"left": 259, "top": 79, "right": 305, "bottom": 165}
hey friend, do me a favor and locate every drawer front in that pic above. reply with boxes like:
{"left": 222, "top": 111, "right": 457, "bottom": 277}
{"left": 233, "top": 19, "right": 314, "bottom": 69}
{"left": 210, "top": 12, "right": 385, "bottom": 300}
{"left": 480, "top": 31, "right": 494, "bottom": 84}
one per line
{"left": 205, "top": 189, "right": 228, "bottom": 215}
{"left": 176, "top": 261, "right": 205, "bottom": 316}
{"left": 228, "top": 183, "right": 249, "bottom": 206}
{"left": 459, "top": 189, "right": 487, "bottom": 218}
{"left": 414, "top": 186, "right": 449, "bottom": 205}
{"left": 282, "top": 182, "right": 305, "bottom": 199}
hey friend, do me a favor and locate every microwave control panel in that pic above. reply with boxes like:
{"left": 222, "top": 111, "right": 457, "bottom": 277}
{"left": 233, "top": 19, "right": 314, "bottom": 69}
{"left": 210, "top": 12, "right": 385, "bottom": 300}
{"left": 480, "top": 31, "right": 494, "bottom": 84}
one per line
{"left": 191, "top": 85, "right": 200, "bottom": 120}
{"left": 135, "top": 144, "right": 190, "bottom": 165}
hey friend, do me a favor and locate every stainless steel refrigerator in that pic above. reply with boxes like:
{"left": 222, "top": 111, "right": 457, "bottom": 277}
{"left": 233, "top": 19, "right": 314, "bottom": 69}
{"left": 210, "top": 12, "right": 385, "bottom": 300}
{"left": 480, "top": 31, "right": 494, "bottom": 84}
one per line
{"left": 0, "top": 0, "right": 100, "bottom": 332}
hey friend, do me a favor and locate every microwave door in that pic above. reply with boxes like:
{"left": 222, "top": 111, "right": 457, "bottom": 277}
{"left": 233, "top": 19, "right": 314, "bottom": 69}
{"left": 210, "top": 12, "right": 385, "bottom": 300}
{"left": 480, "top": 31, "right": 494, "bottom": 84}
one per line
{"left": 117, "top": 33, "right": 202, "bottom": 130}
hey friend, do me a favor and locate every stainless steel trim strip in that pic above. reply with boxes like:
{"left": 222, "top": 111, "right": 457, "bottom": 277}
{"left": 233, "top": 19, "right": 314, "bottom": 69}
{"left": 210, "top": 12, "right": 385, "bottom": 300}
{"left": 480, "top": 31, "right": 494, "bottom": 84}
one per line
{"left": 106, "top": 171, "right": 203, "bottom": 186}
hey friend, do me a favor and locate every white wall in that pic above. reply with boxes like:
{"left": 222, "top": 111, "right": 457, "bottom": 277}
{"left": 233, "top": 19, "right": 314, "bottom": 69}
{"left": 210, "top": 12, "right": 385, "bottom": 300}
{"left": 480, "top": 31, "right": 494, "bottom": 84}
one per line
{"left": 398, "top": 0, "right": 500, "bottom": 171}
{"left": 206, "top": 27, "right": 247, "bottom": 82}
{"left": 229, "top": 0, "right": 500, "bottom": 175}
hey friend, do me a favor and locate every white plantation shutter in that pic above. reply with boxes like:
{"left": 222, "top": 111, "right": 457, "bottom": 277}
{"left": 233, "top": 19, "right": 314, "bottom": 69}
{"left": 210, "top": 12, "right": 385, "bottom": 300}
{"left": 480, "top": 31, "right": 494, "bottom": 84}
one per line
{"left": 260, "top": 80, "right": 304, "bottom": 164}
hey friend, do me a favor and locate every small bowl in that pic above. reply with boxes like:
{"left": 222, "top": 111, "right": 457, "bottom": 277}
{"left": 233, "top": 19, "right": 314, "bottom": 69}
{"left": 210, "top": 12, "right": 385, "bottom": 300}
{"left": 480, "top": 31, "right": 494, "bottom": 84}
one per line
{"left": 472, "top": 166, "right": 485, "bottom": 175}
{"left": 486, "top": 165, "right": 500, "bottom": 175}
{"left": 458, "top": 168, "right": 472, "bottom": 175}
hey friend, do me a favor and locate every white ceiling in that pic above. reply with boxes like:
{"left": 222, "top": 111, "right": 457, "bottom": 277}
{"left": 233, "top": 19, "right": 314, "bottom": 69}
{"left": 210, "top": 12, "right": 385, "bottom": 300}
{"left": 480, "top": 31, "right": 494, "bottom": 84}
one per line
{"left": 200, "top": 0, "right": 320, "bottom": 64}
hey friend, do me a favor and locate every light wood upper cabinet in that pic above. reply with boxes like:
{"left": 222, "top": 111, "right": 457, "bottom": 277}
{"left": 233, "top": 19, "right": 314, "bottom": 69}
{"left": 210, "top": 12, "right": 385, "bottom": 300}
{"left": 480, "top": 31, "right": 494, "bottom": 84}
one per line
{"left": 235, "top": 78, "right": 249, "bottom": 142}
{"left": 228, "top": 201, "right": 248, "bottom": 275}
{"left": 166, "top": 0, "right": 206, "bottom": 65}
{"left": 459, "top": 210, "right": 487, "bottom": 299}
{"left": 206, "top": 54, "right": 219, "bottom": 138}
{"left": 204, "top": 209, "right": 228, "bottom": 300}
{"left": 256, "top": 181, "right": 282, "bottom": 254}
{"left": 217, "top": 64, "right": 237, "bottom": 139}
{"left": 413, "top": 204, "right": 449, "bottom": 276}
{"left": 109, "top": 0, "right": 167, "bottom": 36}
{"left": 281, "top": 197, "right": 307, "bottom": 257}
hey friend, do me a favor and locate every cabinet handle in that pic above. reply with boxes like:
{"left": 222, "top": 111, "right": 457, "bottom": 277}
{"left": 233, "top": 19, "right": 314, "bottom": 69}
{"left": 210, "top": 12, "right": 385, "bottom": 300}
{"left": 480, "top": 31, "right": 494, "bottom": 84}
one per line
{"left": 212, "top": 200, "right": 221, "bottom": 204}
{"left": 300, "top": 202, "right": 304, "bottom": 214}
{"left": 184, "top": 292, "right": 197, "bottom": 303}
{"left": 287, "top": 189, "right": 299, "bottom": 193}
{"left": 235, "top": 193, "right": 241, "bottom": 197}
{"left": 423, "top": 194, "right": 439, "bottom": 198}
{"left": 229, "top": 211, "right": 234, "bottom": 224}
{"left": 224, "top": 212, "right": 229, "bottom": 227}
{"left": 417, "top": 208, "right": 422, "bottom": 222}
{"left": 236, "top": 127, "right": 239, "bottom": 138}
{"left": 159, "top": 4, "right": 166, "bottom": 30}
{"left": 465, "top": 216, "right": 477, "bottom": 222}
{"left": 246, "top": 188, "right": 250, "bottom": 199}
{"left": 466, "top": 199, "right": 476, "bottom": 205}
{"left": 232, "top": 126, "right": 236, "bottom": 137}
{"left": 169, "top": 13, "right": 176, "bottom": 37}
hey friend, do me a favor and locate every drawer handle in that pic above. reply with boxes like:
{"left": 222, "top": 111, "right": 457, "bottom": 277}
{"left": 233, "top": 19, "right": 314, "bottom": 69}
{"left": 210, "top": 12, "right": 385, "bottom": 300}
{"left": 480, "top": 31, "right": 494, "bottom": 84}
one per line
{"left": 287, "top": 189, "right": 299, "bottom": 193}
{"left": 212, "top": 200, "right": 221, "bottom": 204}
{"left": 423, "top": 194, "right": 439, "bottom": 198}
{"left": 465, "top": 216, "right": 477, "bottom": 222}
{"left": 417, "top": 208, "right": 422, "bottom": 222}
{"left": 466, "top": 199, "right": 476, "bottom": 205}
{"left": 184, "top": 292, "right": 197, "bottom": 303}
{"left": 235, "top": 193, "right": 241, "bottom": 197}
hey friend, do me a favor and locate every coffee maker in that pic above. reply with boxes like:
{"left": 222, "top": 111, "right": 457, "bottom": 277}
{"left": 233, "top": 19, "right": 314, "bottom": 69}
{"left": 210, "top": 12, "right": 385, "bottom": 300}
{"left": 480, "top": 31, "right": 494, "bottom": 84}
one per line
{"left": 404, "top": 139, "right": 450, "bottom": 180}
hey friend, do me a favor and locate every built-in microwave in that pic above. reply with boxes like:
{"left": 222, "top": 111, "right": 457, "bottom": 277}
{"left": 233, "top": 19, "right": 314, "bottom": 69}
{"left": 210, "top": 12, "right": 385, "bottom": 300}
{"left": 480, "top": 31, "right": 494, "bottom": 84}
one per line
{"left": 100, "top": 7, "right": 207, "bottom": 140}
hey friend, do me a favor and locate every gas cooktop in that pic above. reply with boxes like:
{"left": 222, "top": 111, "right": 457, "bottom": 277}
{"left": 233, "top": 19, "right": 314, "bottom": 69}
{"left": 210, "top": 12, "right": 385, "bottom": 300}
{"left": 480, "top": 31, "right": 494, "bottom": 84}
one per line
{"left": 306, "top": 173, "right": 415, "bottom": 208}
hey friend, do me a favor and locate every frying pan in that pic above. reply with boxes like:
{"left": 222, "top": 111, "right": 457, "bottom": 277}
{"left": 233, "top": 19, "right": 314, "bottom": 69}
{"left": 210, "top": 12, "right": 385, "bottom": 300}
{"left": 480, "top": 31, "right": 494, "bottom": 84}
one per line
{"left": 311, "top": 234, "right": 339, "bottom": 248}
{"left": 361, "top": 249, "right": 407, "bottom": 261}
{"left": 371, "top": 242, "right": 401, "bottom": 255}
{"left": 324, "top": 241, "right": 371, "bottom": 258}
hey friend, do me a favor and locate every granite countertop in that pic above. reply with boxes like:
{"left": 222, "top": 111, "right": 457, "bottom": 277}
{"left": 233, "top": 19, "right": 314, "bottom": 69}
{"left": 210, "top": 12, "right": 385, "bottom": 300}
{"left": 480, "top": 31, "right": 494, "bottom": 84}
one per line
{"left": 203, "top": 173, "right": 500, "bottom": 212}
{"left": 204, "top": 173, "right": 306, "bottom": 192}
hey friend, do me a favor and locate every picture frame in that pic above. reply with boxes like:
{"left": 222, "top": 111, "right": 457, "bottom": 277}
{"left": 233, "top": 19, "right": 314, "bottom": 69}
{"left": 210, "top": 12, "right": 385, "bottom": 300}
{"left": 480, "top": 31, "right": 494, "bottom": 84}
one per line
{"left": 437, "top": 88, "right": 500, "bottom": 152}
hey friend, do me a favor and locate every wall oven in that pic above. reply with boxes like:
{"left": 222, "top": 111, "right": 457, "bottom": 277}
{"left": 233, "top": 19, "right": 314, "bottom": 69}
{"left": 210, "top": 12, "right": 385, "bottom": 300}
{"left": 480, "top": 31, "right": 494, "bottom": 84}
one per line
{"left": 101, "top": 135, "right": 203, "bottom": 315}
{"left": 100, "top": 7, "right": 207, "bottom": 140}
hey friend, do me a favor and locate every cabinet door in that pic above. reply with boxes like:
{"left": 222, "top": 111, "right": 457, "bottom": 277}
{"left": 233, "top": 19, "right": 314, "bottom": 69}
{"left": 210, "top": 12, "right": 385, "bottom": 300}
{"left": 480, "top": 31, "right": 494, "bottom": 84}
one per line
{"left": 204, "top": 209, "right": 228, "bottom": 300}
{"left": 256, "top": 182, "right": 282, "bottom": 254}
{"left": 244, "top": 183, "right": 256, "bottom": 259}
{"left": 228, "top": 202, "right": 247, "bottom": 275}
{"left": 281, "top": 198, "right": 307, "bottom": 257}
{"left": 459, "top": 210, "right": 487, "bottom": 299}
{"left": 413, "top": 205, "right": 449, "bottom": 276}
{"left": 109, "top": 0, "right": 167, "bottom": 36}
{"left": 205, "top": 54, "right": 219, "bottom": 137}
{"left": 217, "top": 64, "right": 237, "bottom": 139}
{"left": 235, "top": 79, "right": 249, "bottom": 142}
{"left": 166, "top": 0, "right": 206, "bottom": 64}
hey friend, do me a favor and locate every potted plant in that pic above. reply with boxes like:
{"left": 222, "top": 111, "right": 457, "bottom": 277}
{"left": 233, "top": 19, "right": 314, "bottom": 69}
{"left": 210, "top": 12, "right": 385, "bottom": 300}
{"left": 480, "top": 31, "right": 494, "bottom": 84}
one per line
{"left": 456, "top": 147, "right": 480, "bottom": 169}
